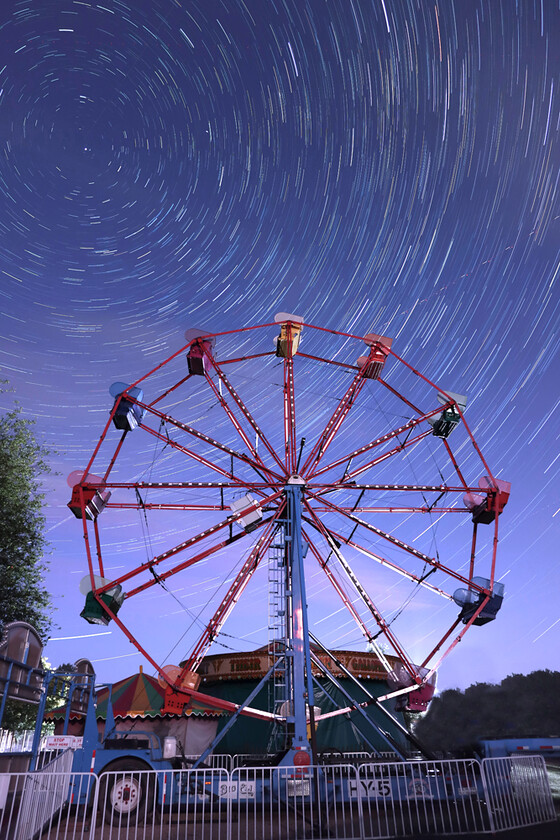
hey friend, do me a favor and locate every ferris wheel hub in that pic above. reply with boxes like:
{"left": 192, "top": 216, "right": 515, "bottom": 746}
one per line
{"left": 286, "top": 474, "right": 305, "bottom": 486}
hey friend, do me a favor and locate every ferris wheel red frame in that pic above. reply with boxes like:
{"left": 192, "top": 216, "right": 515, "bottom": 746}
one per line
{"left": 69, "top": 316, "right": 510, "bottom": 719}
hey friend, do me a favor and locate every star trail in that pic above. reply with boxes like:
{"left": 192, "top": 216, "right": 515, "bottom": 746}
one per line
{"left": 0, "top": 0, "right": 558, "bottom": 691}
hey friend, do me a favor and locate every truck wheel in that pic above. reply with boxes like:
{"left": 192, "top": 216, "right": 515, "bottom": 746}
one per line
{"left": 100, "top": 759, "right": 155, "bottom": 825}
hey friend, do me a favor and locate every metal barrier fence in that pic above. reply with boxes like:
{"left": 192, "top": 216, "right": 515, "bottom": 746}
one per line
{"left": 0, "top": 732, "right": 36, "bottom": 755}
{"left": 482, "top": 755, "right": 557, "bottom": 832}
{"left": 185, "top": 753, "right": 233, "bottom": 771}
{"left": 357, "top": 759, "right": 491, "bottom": 838}
{"left": 231, "top": 752, "right": 397, "bottom": 770}
{"left": 0, "top": 755, "right": 555, "bottom": 840}
{"left": 0, "top": 768, "right": 96, "bottom": 840}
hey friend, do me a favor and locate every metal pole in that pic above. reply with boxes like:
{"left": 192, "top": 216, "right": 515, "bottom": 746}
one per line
{"left": 282, "top": 479, "right": 314, "bottom": 765}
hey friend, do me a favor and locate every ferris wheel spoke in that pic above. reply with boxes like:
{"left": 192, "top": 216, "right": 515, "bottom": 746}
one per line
{"left": 309, "top": 482, "right": 464, "bottom": 580}
{"left": 323, "top": 525, "right": 455, "bottom": 601}
{"left": 204, "top": 357, "right": 286, "bottom": 474}
{"left": 340, "top": 428, "right": 433, "bottom": 484}
{"left": 177, "top": 513, "right": 283, "bottom": 680}
{"left": 203, "top": 373, "right": 273, "bottom": 470}
{"left": 283, "top": 354, "right": 297, "bottom": 472}
{"left": 301, "top": 371, "right": 368, "bottom": 477}
{"left": 303, "top": 504, "right": 418, "bottom": 678}
{"left": 96, "top": 527, "right": 247, "bottom": 600}
{"left": 324, "top": 500, "right": 473, "bottom": 586}
{"left": 137, "top": 419, "right": 247, "bottom": 483}
{"left": 307, "top": 484, "right": 472, "bottom": 516}
{"left": 141, "top": 402, "right": 284, "bottom": 483}
{"left": 306, "top": 489, "right": 475, "bottom": 588}
{"left": 103, "top": 480, "right": 278, "bottom": 492}
{"left": 106, "top": 502, "right": 233, "bottom": 511}
{"left": 311, "top": 505, "right": 464, "bottom": 514}
{"left": 302, "top": 528, "right": 393, "bottom": 672}
{"left": 310, "top": 408, "right": 443, "bottom": 482}
{"left": 100, "top": 488, "right": 285, "bottom": 596}
{"left": 125, "top": 514, "right": 278, "bottom": 599}
{"left": 307, "top": 482, "right": 472, "bottom": 494}
{"left": 137, "top": 416, "right": 284, "bottom": 494}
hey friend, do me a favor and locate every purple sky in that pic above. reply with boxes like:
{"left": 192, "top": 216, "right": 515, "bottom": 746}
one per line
{"left": 0, "top": 0, "right": 558, "bottom": 695}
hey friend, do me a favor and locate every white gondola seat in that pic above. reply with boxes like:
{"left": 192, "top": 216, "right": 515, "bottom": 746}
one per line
{"left": 230, "top": 493, "right": 263, "bottom": 532}
{"left": 453, "top": 577, "right": 505, "bottom": 625}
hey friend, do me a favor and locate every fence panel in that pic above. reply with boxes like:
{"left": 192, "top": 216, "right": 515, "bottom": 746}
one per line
{"left": 482, "top": 755, "right": 556, "bottom": 832}
{"left": 231, "top": 754, "right": 268, "bottom": 769}
{"left": 229, "top": 764, "right": 363, "bottom": 840}
{"left": 0, "top": 730, "right": 35, "bottom": 754}
{"left": 357, "top": 759, "right": 490, "bottom": 838}
{"left": 92, "top": 766, "right": 229, "bottom": 840}
{"left": 0, "top": 756, "right": 556, "bottom": 840}
{"left": 35, "top": 750, "right": 69, "bottom": 771}
{"left": 0, "top": 769, "right": 96, "bottom": 840}
{"left": 184, "top": 753, "right": 233, "bottom": 771}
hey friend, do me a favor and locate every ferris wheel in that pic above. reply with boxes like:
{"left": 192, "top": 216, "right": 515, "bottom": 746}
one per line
{"left": 69, "top": 314, "right": 510, "bottom": 763}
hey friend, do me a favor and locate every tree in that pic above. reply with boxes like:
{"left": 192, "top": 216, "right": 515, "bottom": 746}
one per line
{"left": 413, "top": 670, "right": 560, "bottom": 753}
{"left": 0, "top": 401, "right": 54, "bottom": 639}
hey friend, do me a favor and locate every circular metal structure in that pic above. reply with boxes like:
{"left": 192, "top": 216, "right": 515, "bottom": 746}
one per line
{"left": 70, "top": 316, "right": 509, "bottom": 728}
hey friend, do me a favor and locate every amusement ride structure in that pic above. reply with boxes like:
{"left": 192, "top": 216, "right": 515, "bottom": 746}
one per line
{"left": 69, "top": 315, "right": 510, "bottom": 766}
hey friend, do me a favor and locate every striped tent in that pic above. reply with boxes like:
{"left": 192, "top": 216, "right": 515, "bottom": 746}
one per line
{"left": 95, "top": 670, "right": 226, "bottom": 719}
{"left": 46, "top": 669, "right": 226, "bottom": 722}
{"left": 46, "top": 668, "right": 224, "bottom": 756}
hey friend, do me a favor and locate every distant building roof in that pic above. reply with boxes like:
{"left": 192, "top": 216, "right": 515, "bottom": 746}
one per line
{"left": 195, "top": 645, "right": 398, "bottom": 686}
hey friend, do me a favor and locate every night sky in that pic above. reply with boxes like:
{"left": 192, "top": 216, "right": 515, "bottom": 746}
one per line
{"left": 1, "top": 0, "right": 558, "bottom": 696}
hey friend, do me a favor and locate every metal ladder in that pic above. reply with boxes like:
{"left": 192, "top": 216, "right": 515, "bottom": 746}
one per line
{"left": 267, "top": 527, "right": 289, "bottom": 752}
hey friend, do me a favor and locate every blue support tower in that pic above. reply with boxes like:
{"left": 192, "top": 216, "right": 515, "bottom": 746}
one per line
{"left": 279, "top": 477, "right": 315, "bottom": 767}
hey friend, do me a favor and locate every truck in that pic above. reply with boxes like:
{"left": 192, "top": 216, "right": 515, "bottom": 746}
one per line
{"left": 2, "top": 639, "right": 356, "bottom": 826}
{"left": 0, "top": 622, "right": 197, "bottom": 822}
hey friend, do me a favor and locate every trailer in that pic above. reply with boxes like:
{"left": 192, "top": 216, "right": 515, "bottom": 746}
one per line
{"left": 476, "top": 737, "right": 560, "bottom": 758}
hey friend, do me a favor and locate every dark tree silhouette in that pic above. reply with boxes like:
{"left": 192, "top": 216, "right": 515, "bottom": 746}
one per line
{"left": 413, "top": 670, "right": 560, "bottom": 753}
